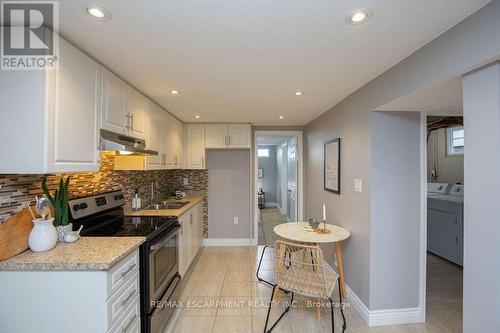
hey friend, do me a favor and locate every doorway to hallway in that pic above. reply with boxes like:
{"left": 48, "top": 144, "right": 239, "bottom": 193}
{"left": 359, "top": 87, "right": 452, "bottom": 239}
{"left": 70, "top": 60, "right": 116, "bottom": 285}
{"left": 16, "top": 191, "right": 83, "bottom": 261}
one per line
{"left": 254, "top": 131, "right": 303, "bottom": 246}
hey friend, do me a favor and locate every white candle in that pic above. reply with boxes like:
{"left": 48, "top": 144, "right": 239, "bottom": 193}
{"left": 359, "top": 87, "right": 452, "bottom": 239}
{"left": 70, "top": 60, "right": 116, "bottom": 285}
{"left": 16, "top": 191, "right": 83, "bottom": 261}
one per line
{"left": 322, "top": 203, "right": 326, "bottom": 221}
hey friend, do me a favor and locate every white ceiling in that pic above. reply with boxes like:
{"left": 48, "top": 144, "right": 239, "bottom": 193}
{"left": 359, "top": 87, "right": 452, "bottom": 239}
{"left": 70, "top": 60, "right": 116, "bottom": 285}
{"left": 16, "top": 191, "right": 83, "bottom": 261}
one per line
{"left": 376, "top": 76, "right": 463, "bottom": 115}
{"left": 58, "top": 0, "right": 489, "bottom": 125}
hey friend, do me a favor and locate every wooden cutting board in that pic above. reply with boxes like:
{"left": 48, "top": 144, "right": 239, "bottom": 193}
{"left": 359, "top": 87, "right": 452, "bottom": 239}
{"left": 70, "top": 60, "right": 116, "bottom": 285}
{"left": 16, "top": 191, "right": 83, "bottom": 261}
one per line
{"left": 0, "top": 208, "right": 36, "bottom": 261}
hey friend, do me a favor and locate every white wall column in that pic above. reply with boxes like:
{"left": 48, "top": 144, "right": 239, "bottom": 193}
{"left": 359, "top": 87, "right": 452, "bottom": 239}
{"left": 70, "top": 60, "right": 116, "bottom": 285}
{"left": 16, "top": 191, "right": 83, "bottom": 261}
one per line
{"left": 462, "top": 61, "right": 500, "bottom": 333}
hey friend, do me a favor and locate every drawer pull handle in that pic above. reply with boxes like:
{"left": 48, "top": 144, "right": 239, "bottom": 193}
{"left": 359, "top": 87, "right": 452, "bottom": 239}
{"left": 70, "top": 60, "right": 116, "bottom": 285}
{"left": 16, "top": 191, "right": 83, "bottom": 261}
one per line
{"left": 121, "top": 263, "right": 136, "bottom": 277}
{"left": 121, "top": 314, "right": 137, "bottom": 333}
{"left": 121, "top": 289, "right": 137, "bottom": 306}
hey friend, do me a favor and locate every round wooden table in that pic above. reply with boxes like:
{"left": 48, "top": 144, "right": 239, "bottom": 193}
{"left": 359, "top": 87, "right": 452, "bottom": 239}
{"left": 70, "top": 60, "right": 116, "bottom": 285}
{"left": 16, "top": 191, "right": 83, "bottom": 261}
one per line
{"left": 274, "top": 222, "right": 350, "bottom": 300}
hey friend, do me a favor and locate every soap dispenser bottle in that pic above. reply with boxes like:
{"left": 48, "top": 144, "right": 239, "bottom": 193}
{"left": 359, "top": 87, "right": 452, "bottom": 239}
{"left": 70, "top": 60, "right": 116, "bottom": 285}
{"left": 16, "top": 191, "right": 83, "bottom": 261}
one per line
{"left": 132, "top": 188, "right": 141, "bottom": 211}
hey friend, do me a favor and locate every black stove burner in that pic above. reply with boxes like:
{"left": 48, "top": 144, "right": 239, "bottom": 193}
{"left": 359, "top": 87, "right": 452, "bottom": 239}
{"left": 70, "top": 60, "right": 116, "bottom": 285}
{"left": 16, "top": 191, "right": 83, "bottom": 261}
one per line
{"left": 75, "top": 209, "right": 177, "bottom": 241}
{"left": 119, "top": 216, "right": 177, "bottom": 238}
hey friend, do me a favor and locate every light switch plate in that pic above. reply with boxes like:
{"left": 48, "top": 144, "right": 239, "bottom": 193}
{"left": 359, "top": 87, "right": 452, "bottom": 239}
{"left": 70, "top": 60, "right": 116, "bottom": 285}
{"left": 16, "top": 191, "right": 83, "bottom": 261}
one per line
{"left": 233, "top": 216, "right": 239, "bottom": 224}
{"left": 182, "top": 177, "right": 189, "bottom": 186}
{"left": 354, "top": 178, "right": 363, "bottom": 192}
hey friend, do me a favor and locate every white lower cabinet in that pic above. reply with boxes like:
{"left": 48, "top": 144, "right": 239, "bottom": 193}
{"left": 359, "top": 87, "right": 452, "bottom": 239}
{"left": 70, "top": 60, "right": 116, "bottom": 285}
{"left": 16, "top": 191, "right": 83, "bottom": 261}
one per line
{"left": 0, "top": 249, "right": 141, "bottom": 333}
{"left": 178, "top": 202, "right": 204, "bottom": 277}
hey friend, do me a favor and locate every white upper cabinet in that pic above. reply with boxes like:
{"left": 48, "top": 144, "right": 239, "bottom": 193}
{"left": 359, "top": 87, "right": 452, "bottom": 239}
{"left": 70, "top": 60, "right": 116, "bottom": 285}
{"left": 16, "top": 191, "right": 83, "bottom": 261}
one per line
{"left": 185, "top": 124, "right": 206, "bottom": 169}
{"left": 126, "top": 88, "right": 148, "bottom": 140}
{"left": 0, "top": 35, "right": 101, "bottom": 173}
{"left": 47, "top": 38, "right": 102, "bottom": 172}
{"left": 146, "top": 102, "right": 163, "bottom": 169}
{"left": 227, "top": 124, "right": 251, "bottom": 148}
{"left": 101, "top": 68, "right": 148, "bottom": 141}
{"left": 205, "top": 124, "right": 228, "bottom": 148}
{"left": 164, "top": 113, "right": 184, "bottom": 168}
{"left": 205, "top": 124, "right": 251, "bottom": 149}
{"left": 101, "top": 68, "right": 128, "bottom": 134}
{"left": 173, "top": 117, "right": 184, "bottom": 167}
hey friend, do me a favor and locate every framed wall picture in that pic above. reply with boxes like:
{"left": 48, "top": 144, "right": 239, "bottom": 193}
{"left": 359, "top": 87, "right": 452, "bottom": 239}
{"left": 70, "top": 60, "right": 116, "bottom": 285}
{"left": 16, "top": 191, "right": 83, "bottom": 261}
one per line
{"left": 258, "top": 168, "right": 263, "bottom": 178}
{"left": 324, "top": 138, "right": 340, "bottom": 194}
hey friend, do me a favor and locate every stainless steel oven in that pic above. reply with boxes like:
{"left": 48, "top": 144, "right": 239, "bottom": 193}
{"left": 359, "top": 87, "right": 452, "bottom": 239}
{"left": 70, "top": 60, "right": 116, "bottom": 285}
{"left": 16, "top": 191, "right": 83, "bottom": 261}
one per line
{"left": 148, "top": 226, "right": 179, "bottom": 310}
{"left": 142, "top": 223, "right": 181, "bottom": 333}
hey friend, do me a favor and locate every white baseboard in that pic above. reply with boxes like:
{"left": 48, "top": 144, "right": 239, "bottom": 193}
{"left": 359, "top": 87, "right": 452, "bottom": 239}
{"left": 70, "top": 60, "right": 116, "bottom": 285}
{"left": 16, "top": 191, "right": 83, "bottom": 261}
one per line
{"left": 369, "top": 307, "right": 425, "bottom": 326}
{"left": 265, "top": 202, "right": 278, "bottom": 207}
{"left": 345, "top": 284, "right": 370, "bottom": 324}
{"left": 345, "top": 284, "right": 425, "bottom": 326}
{"left": 202, "top": 238, "right": 255, "bottom": 246}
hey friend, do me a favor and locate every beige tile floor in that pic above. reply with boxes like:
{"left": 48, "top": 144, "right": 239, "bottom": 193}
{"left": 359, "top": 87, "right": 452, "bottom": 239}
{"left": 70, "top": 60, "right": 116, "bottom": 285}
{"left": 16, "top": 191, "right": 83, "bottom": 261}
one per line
{"left": 171, "top": 247, "right": 463, "bottom": 333}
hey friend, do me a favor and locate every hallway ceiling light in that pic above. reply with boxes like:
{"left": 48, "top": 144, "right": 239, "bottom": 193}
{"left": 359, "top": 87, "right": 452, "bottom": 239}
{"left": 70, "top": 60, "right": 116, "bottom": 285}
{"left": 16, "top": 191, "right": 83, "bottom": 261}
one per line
{"left": 346, "top": 9, "right": 372, "bottom": 25}
{"left": 295, "top": 91, "right": 303, "bottom": 96}
{"left": 83, "top": 4, "right": 111, "bottom": 20}
{"left": 279, "top": 115, "right": 285, "bottom": 119}
{"left": 194, "top": 115, "right": 201, "bottom": 119}
{"left": 170, "top": 90, "right": 179, "bottom": 95}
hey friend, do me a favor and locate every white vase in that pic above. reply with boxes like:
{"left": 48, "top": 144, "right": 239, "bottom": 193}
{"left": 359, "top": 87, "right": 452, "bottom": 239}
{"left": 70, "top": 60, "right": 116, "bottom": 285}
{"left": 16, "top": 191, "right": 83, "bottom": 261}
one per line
{"left": 28, "top": 218, "right": 57, "bottom": 252}
{"left": 56, "top": 224, "right": 72, "bottom": 242}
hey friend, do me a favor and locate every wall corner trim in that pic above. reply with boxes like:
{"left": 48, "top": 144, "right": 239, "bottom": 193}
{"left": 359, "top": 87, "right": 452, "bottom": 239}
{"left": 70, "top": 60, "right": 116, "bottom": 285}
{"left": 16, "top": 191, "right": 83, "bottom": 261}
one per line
{"left": 202, "top": 238, "right": 256, "bottom": 246}
{"left": 346, "top": 284, "right": 425, "bottom": 327}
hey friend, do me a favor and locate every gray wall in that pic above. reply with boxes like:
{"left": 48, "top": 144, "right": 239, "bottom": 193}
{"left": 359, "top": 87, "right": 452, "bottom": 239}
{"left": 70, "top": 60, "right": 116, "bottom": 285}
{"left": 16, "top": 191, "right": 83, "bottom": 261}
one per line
{"left": 305, "top": 1, "right": 500, "bottom": 311}
{"left": 427, "top": 128, "right": 464, "bottom": 184}
{"left": 462, "top": 62, "right": 500, "bottom": 333}
{"left": 207, "top": 150, "right": 251, "bottom": 238}
{"left": 257, "top": 145, "right": 277, "bottom": 203}
{"left": 370, "top": 111, "right": 422, "bottom": 310}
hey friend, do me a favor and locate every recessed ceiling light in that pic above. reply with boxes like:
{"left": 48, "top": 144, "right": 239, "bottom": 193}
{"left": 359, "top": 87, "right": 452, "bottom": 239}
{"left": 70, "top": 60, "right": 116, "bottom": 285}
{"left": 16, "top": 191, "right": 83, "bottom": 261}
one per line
{"left": 346, "top": 9, "right": 372, "bottom": 25}
{"left": 194, "top": 115, "right": 201, "bottom": 119}
{"left": 170, "top": 90, "right": 179, "bottom": 95}
{"left": 279, "top": 115, "right": 285, "bottom": 119}
{"left": 295, "top": 91, "right": 303, "bottom": 96}
{"left": 83, "top": 4, "right": 111, "bottom": 20}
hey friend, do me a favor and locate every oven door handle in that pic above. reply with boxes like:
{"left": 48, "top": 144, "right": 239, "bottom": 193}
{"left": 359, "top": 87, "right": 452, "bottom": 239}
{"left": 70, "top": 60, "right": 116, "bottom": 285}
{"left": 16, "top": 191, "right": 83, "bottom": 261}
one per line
{"left": 150, "top": 226, "right": 180, "bottom": 251}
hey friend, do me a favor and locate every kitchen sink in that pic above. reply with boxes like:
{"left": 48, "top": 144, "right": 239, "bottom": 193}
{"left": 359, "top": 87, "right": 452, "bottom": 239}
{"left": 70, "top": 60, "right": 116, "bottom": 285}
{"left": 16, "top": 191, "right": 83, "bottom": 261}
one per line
{"left": 146, "top": 201, "right": 190, "bottom": 210}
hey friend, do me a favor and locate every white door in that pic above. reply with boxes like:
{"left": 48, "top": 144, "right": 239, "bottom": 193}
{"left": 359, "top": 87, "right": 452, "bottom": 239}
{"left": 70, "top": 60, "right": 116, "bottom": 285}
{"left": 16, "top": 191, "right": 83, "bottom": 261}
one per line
{"left": 101, "top": 68, "right": 127, "bottom": 134}
{"left": 126, "top": 88, "right": 147, "bottom": 140}
{"left": 146, "top": 102, "right": 163, "bottom": 169}
{"left": 287, "top": 137, "right": 298, "bottom": 221}
{"left": 205, "top": 124, "right": 228, "bottom": 148}
{"left": 47, "top": 38, "right": 101, "bottom": 172}
{"left": 186, "top": 124, "right": 206, "bottom": 169}
{"left": 228, "top": 124, "right": 251, "bottom": 148}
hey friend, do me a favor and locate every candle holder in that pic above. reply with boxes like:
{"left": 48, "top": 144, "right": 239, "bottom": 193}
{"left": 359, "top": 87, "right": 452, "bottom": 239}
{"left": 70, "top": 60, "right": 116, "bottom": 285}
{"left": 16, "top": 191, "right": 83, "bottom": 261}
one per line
{"left": 313, "top": 220, "right": 331, "bottom": 234}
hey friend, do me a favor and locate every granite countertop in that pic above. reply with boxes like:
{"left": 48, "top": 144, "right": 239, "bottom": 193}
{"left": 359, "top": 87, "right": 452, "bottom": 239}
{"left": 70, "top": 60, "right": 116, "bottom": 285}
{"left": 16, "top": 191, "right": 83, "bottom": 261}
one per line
{"left": 124, "top": 196, "right": 204, "bottom": 217}
{"left": 0, "top": 237, "right": 145, "bottom": 271}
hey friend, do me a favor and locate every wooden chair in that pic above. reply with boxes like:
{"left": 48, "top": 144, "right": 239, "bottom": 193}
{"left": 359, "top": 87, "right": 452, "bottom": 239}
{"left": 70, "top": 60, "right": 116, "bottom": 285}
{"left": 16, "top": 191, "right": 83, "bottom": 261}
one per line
{"left": 263, "top": 240, "right": 346, "bottom": 333}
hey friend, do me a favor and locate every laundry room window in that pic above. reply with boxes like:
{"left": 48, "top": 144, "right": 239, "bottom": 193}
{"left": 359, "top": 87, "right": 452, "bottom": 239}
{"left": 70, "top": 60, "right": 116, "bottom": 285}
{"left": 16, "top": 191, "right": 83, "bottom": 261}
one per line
{"left": 447, "top": 126, "right": 464, "bottom": 156}
{"left": 258, "top": 148, "right": 270, "bottom": 157}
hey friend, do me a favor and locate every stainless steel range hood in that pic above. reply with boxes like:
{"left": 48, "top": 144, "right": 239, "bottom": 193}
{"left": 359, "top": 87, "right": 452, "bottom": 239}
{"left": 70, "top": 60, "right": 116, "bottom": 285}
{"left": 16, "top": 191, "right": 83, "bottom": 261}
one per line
{"left": 100, "top": 129, "right": 158, "bottom": 156}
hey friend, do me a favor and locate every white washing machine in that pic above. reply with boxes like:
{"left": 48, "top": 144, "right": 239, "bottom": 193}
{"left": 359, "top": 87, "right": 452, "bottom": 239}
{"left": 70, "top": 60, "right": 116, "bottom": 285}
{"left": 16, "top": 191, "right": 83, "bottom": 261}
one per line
{"left": 427, "top": 184, "right": 464, "bottom": 266}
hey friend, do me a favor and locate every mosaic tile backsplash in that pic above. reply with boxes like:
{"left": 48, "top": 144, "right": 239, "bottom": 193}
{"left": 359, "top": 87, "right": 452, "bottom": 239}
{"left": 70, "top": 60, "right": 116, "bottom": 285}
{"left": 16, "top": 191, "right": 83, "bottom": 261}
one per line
{"left": 0, "top": 154, "right": 209, "bottom": 237}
